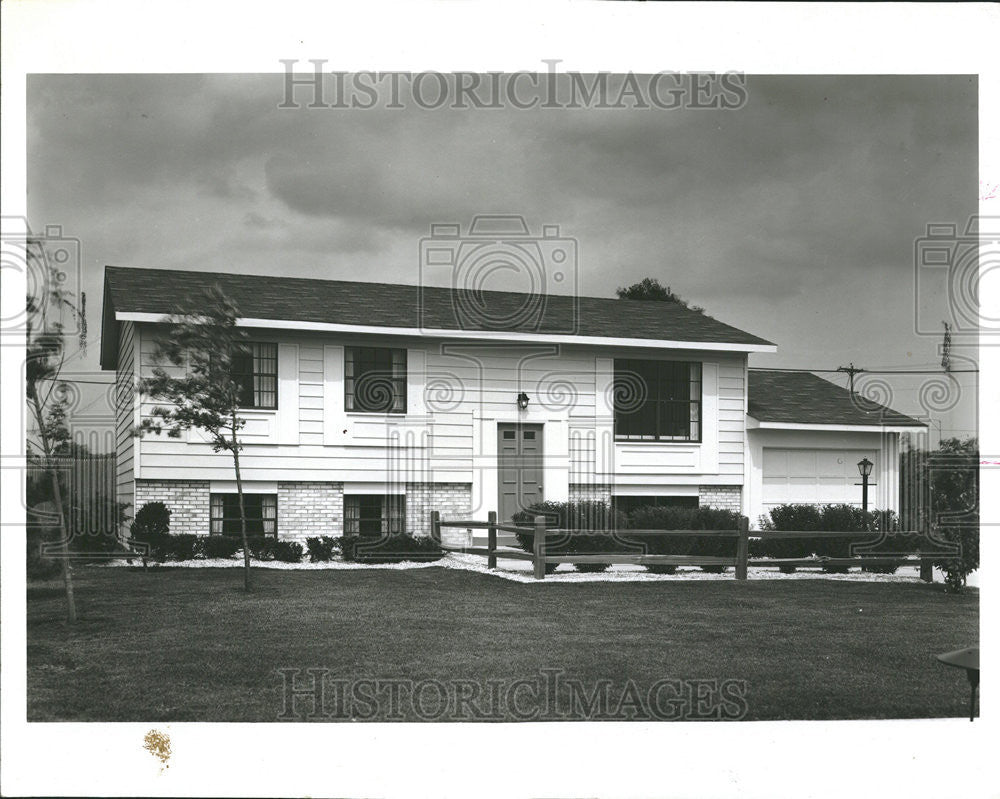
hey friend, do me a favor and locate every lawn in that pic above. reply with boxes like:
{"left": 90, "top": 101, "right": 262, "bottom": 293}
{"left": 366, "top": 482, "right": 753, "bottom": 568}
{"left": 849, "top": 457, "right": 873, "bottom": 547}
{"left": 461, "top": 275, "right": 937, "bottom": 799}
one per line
{"left": 27, "top": 566, "right": 978, "bottom": 721}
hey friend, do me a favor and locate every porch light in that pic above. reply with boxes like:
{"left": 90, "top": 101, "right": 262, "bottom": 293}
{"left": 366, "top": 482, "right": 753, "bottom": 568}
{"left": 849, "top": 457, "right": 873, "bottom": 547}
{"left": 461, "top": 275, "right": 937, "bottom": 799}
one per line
{"left": 516, "top": 392, "right": 530, "bottom": 410}
{"left": 857, "top": 457, "right": 873, "bottom": 479}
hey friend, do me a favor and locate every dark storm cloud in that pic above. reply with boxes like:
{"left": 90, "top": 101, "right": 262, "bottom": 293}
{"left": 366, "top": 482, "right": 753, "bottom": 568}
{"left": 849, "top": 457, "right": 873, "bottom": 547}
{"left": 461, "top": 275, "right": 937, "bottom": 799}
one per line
{"left": 28, "top": 72, "right": 976, "bottom": 373}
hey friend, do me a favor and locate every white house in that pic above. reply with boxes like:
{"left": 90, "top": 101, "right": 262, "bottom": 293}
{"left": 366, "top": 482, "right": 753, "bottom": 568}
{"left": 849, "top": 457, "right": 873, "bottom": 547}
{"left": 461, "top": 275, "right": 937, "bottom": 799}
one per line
{"left": 100, "top": 266, "right": 926, "bottom": 540}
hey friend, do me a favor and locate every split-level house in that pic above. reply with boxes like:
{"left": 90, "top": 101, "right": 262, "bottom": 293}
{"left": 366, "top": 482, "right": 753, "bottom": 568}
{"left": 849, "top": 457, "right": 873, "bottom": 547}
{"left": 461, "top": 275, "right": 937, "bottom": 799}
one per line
{"left": 100, "top": 266, "right": 926, "bottom": 542}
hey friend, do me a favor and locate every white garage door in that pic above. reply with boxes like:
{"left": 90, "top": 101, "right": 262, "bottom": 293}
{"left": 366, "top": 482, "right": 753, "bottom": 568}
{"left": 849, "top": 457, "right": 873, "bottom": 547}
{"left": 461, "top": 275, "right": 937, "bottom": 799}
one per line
{"left": 762, "top": 448, "right": 877, "bottom": 509}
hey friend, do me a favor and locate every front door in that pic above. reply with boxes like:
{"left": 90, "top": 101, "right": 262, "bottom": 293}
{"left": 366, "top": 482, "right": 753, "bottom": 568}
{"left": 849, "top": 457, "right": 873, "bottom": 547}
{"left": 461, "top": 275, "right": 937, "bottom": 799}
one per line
{"left": 497, "top": 423, "right": 544, "bottom": 522}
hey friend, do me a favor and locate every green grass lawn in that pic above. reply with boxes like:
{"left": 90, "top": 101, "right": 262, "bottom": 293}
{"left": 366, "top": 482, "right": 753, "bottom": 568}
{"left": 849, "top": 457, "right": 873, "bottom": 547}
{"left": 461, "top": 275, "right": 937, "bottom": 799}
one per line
{"left": 27, "top": 566, "right": 978, "bottom": 721}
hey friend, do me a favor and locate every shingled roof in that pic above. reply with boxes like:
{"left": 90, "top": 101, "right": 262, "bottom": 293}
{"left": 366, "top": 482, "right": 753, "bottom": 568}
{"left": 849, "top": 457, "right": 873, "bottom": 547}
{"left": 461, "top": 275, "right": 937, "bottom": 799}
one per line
{"left": 748, "top": 369, "right": 925, "bottom": 428}
{"left": 100, "top": 266, "right": 773, "bottom": 368}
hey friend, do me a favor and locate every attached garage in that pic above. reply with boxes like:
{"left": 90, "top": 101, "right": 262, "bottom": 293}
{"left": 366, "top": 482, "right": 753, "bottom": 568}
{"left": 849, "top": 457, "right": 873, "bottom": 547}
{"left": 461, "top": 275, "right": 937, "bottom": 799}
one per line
{"left": 745, "top": 370, "right": 927, "bottom": 528}
{"left": 761, "top": 447, "right": 878, "bottom": 510}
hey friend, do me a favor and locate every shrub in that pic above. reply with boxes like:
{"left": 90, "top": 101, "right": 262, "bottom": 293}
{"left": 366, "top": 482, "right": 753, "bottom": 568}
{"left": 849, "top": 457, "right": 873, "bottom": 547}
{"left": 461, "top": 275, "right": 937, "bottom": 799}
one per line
{"left": 162, "top": 534, "right": 199, "bottom": 561}
{"left": 272, "top": 540, "right": 304, "bottom": 563}
{"left": 244, "top": 536, "right": 277, "bottom": 561}
{"left": 626, "top": 505, "right": 742, "bottom": 574}
{"left": 512, "top": 501, "right": 632, "bottom": 575}
{"left": 306, "top": 536, "right": 340, "bottom": 562}
{"left": 341, "top": 534, "right": 443, "bottom": 564}
{"left": 130, "top": 502, "right": 171, "bottom": 544}
{"left": 199, "top": 535, "right": 242, "bottom": 559}
{"left": 759, "top": 504, "right": 908, "bottom": 573}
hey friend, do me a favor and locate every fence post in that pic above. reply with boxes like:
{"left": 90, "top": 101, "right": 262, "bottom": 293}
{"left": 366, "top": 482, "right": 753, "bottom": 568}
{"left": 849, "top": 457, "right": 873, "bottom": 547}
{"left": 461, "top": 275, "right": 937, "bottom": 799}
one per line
{"left": 533, "top": 515, "right": 546, "bottom": 580}
{"left": 487, "top": 510, "right": 497, "bottom": 569}
{"left": 430, "top": 510, "right": 441, "bottom": 544}
{"left": 736, "top": 517, "right": 749, "bottom": 581}
{"left": 918, "top": 519, "right": 934, "bottom": 582}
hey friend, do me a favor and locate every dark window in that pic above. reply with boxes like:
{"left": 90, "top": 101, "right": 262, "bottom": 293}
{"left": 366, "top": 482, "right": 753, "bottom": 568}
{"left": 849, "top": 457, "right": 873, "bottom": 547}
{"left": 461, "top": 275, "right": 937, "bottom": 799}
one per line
{"left": 210, "top": 493, "right": 277, "bottom": 536}
{"left": 344, "top": 495, "right": 406, "bottom": 537}
{"left": 612, "top": 495, "right": 699, "bottom": 516}
{"left": 231, "top": 342, "right": 278, "bottom": 409}
{"left": 613, "top": 359, "right": 701, "bottom": 441}
{"left": 345, "top": 347, "right": 407, "bottom": 413}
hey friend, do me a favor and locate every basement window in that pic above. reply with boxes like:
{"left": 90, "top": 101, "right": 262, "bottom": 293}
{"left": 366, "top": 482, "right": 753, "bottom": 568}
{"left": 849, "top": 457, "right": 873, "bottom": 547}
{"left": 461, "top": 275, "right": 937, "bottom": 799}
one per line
{"left": 210, "top": 493, "right": 277, "bottom": 536}
{"left": 344, "top": 494, "right": 406, "bottom": 537}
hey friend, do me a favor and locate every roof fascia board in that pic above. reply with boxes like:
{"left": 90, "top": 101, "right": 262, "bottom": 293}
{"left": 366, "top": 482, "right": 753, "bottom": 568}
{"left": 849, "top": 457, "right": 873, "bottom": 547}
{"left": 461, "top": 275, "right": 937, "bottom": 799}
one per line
{"left": 747, "top": 419, "right": 927, "bottom": 433}
{"left": 117, "top": 312, "right": 778, "bottom": 353}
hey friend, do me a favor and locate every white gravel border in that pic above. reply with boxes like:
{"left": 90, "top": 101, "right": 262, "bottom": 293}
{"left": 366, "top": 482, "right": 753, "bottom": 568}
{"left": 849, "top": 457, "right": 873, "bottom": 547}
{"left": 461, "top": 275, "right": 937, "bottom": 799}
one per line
{"left": 96, "top": 551, "right": 955, "bottom": 584}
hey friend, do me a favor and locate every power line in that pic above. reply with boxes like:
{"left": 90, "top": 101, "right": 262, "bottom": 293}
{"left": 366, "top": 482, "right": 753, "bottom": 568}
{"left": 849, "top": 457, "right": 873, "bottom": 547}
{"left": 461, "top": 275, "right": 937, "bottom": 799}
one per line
{"left": 749, "top": 367, "right": 978, "bottom": 375}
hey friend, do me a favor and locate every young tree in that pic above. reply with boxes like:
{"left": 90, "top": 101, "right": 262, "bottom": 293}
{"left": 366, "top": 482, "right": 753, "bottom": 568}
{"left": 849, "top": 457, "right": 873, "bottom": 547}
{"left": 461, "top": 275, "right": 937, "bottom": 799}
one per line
{"left": 25, "top": 239, "right": 87, "bottom": 622}
{"left": 135, "top": 286, "right": 256, "bottom": 591}
{"left": 615, "top": 277, "right": 705, "bottom": 314}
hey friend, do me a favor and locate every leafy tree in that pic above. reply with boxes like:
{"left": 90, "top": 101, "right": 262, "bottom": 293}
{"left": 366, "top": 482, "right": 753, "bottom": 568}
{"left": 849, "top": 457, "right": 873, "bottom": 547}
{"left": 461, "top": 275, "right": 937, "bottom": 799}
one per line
{"left": 615, "top": 277, "right": 705, "bottom": 314}
{"left": 135, "top": 287, "right": 257, "bottom": 590}
{"left": 25, "top": 239, "right": 87, "bottom": 621}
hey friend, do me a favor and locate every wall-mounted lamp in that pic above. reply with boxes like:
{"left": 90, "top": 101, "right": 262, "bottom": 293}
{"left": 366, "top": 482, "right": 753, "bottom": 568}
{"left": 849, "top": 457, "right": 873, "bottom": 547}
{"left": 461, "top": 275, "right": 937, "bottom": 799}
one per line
{"left": 516, "top": 392, "right": 530, "bottom": 410}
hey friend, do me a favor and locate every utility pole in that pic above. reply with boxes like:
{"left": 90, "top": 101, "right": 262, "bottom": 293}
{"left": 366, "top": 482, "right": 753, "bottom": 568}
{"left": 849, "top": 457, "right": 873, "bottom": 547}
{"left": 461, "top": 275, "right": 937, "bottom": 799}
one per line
{"left": 838, "top": 362, "right": 864, "bottom": 395}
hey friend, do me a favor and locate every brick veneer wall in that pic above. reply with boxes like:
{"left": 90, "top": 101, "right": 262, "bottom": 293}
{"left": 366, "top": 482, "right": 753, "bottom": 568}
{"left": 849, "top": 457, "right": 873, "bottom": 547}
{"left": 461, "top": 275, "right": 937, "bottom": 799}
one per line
{"left": 135, "top": 479, "right": 210, "bottom": 535}
{"left": 698, "top": 485, "right": 742, "bottom": 513}
{"left": 277, "top": 482, "right": 344, "bottom": 543}
{"left": 406, "top": 482, "right": 472, "bottom": 543}
{"left": 569, "top": 484, "right": 612, "bottom": 504}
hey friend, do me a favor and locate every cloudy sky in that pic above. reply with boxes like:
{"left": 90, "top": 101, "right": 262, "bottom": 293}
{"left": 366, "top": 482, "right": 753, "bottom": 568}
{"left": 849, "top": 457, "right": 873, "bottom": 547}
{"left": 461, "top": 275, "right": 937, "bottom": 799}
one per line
{"left": 28, "top": 73, "right": 978, "bottom": 442}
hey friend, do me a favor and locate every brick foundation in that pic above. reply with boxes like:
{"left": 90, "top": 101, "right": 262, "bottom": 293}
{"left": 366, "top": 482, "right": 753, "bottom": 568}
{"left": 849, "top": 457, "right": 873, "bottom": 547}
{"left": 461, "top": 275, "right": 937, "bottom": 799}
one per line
{"left": 277, "top": 481, "right": 344, "bottom": 543}
{"left": 135, "top": 479, "right": 211, "bottom": 535}
{"left": 406, "top": 482, "right": 472, "bottom": 543}
{"left": 569, "top": 484, "right": 612, "bottom": 504}
{"left": 698, "top": 485, "right": 742, "bottom": 513}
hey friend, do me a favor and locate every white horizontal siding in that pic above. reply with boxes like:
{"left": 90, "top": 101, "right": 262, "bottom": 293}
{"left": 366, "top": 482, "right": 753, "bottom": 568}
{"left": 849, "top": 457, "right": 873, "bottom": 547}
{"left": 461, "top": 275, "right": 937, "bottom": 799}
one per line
{"left": 133, "top": 325, "right": 746, "bottom": 485}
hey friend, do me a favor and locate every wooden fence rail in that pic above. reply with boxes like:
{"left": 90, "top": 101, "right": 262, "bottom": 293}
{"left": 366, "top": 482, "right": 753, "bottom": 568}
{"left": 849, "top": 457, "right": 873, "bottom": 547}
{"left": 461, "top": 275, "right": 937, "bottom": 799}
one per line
{"left": 431, "top": 511, "right": 941, "bottom": 581}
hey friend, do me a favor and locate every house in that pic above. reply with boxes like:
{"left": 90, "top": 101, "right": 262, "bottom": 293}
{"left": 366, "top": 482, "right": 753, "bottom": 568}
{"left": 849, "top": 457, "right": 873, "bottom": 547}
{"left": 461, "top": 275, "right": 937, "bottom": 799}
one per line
{"left": 100, "top": 265, "right": 926, "bottom": 542}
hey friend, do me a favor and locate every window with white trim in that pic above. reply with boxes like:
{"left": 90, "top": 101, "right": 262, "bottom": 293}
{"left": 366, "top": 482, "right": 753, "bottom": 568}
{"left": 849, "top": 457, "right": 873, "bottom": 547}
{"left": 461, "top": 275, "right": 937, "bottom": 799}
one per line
{"left": 231, "top": 342, "right": 278, "bottom": 409}
{"left": 613, "top": 359, "right": 702, "bottom": 441}
{"left": 210, "top": 493, "right": 277, "bottom": 536}
{"left": 344, "top": 347, "right": 407, "bottom": 413}
{"left": 344, "top": 494, "right": 406, "bottom": 536}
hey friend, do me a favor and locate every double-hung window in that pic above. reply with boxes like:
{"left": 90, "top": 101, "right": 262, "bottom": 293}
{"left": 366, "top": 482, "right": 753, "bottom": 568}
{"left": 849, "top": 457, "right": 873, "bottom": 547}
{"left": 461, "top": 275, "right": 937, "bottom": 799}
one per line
{"left": 210, "top": 493, "right": 277, "bottom": 536}
{"left": 344, "top": 347, "right": 406, "bottom": 413}
{"left": 613, "top": 359, "right": 702, "bottom": 442}
{"left": 344, "top": 495, "right": 406, "bottom": 537}
{"left": 231, "top": 342, "right": 278, "bottom": 409}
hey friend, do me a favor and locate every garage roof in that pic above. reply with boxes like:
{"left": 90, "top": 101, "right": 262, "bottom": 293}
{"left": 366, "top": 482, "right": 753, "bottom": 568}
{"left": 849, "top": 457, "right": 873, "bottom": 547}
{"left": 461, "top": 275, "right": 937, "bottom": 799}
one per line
{"left": 748, "top": 369, "right": 926, "bottom": 428}
{"left": 100, "top": 266, "right": 774, "bottom": 368}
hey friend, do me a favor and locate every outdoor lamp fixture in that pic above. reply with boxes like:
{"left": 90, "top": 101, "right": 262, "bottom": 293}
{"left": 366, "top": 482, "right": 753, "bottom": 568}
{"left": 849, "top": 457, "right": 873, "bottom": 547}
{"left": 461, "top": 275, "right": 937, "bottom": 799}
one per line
{"left": 856, "top": 457, "right": 875, "bottom": 514}
{"left": 516, "top": 392, "right": 530, "bottom": 410}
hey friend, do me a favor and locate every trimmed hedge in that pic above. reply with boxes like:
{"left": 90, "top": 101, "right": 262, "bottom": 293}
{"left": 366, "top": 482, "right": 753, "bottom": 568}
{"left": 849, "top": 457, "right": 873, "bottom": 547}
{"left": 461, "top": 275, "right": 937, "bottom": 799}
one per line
{"left": 200, "top": 535, "right": 242, "bottom": 560}
{"left": 341, "top": 534, "right": 443, "bottom": 564}
{"left": 510, "top": 501, "right": 747, "bottom": 574}
{"left": 756, "top": 504, "right": 907, "bottom": 573}
{"left": 625, "top": 505, "right": 743, "bottom": 574}
{"left": 512, "top": 501, "right": 632, "bottom": 573}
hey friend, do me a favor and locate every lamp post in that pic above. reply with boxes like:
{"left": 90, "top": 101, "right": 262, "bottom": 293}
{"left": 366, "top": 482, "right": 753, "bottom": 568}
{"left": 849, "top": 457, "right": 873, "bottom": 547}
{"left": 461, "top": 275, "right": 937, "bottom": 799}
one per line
{"left": 857, "top": 457, "right": 874, "bottom": 514}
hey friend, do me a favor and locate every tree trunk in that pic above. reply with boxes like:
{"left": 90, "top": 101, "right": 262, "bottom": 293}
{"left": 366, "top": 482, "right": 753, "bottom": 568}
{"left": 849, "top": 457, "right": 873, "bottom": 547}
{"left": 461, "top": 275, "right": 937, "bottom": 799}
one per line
{"left": 31, "top": 396, "right": 77, "bottom": 623}
{"left": 232, "top": 414, "right": 251, "bottom": 592}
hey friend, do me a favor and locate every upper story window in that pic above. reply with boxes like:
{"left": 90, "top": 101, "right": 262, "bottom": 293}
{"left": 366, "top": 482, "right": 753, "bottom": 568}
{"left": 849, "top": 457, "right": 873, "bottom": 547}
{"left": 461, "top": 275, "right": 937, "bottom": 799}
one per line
{"left": 232, "top": 342, "right": 278, "bottom": 409}
{"left": 613, "top": 359, "right": 702, "bottom": 442}
{"left": 345, "top": 347, "right": 407, "bottom": 413}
